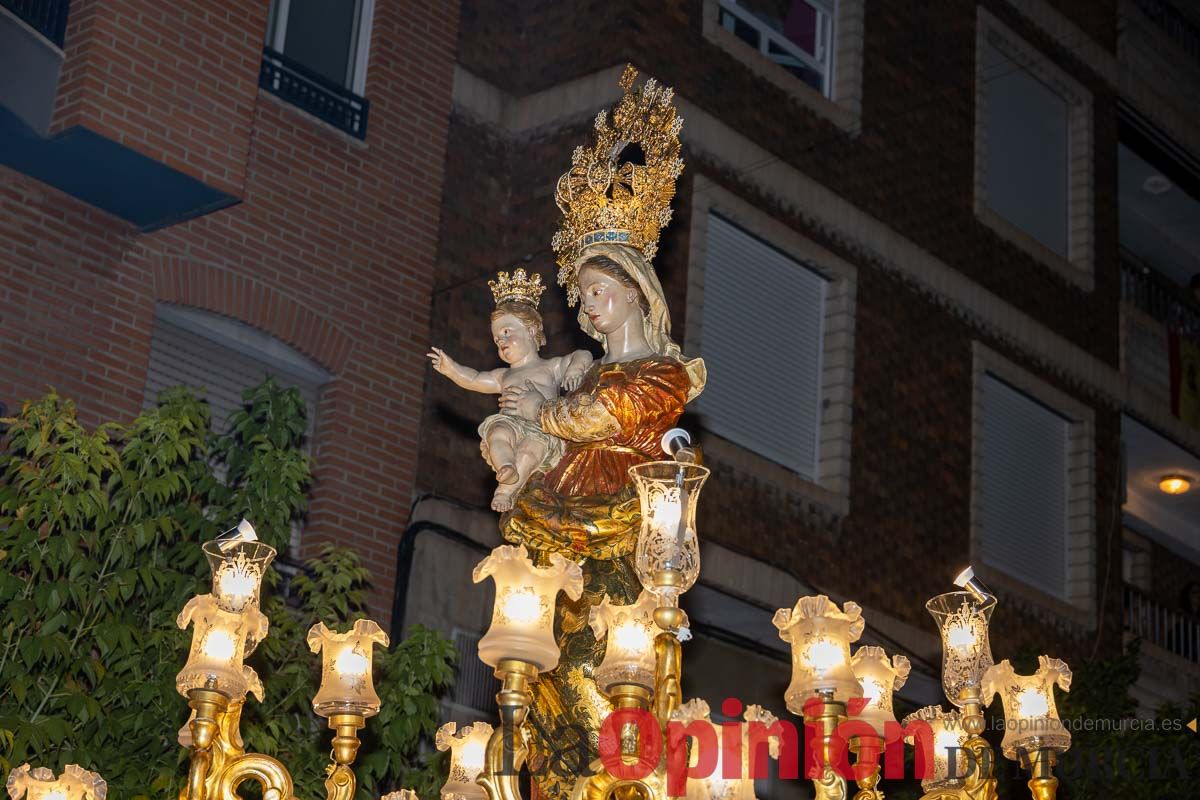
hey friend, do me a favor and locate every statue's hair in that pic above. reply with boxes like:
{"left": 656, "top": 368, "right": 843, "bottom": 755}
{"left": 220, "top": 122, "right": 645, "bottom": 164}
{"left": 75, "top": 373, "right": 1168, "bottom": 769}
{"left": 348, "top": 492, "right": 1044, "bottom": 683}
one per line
{"left": 491, "top": 301, "right": 546, "bottom": 347}
{"left": 577, "top": 254, "right": 651, "bottom": 317}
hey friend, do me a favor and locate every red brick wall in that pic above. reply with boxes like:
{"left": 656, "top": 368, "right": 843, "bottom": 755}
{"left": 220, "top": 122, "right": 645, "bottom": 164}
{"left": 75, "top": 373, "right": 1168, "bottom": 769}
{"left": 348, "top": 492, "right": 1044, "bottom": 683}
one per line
{"left": 52, "top": 0, "right": 269, "bottom": 197}
{"left": 1, "top": 0, "right": 460, "bottom": 621}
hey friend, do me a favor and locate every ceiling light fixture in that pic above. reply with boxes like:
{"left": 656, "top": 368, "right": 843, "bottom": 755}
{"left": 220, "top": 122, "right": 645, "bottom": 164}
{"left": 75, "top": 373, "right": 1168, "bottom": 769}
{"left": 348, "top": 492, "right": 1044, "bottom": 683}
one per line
{"left": 1143, "top": 174, "right": 1173, "bottom": 195}
{"left": 1159, "top": 474, "right": 1191, "bottom": 495}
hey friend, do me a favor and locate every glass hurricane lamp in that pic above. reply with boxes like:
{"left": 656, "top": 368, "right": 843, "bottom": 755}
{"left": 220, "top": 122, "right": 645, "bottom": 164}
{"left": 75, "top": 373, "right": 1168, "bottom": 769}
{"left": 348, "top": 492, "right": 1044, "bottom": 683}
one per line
{"left": 629, "top": 462, "right": 709, "bottom": 606}
{"left": 774, "top": 595, "right": 864, "bottom": 710}
{"left": 982, "top": 655, "right": 1073, "bottom": 759}
{"left": 308, "top": 619, "right": 390, "bottom": 717}
{"left": 204, "top": 520, "right": 275, "bottom": 614}
{"left": 926, "top": 590, "right": 996, "bottom": 705}
{"left": 436, "top": 721, "right": 493, "bottom": 800}
{"left": 902, "top": 706, "right": 969, "bottom": 793}
{"left": 5, "top": 765, "right": 106, "bottom": 800}
{"left": 589, "top": 589, "right": 660, "bottom": 692}
{"left": 850, "top": 645, "right": 911, "bottom": 736}
{"left": 473, "top": 544, "right": 584, "bottom": 671}
{"left": 175, "top": 594, "right": 267, "bottom": 701}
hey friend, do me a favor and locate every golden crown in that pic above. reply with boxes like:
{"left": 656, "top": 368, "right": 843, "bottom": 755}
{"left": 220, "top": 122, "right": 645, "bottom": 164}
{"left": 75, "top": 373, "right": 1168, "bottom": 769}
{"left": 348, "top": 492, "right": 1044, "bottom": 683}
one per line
{"left": 489, "top": 268, "right": 546, "bottom": 307}
{"left": 552, "top": 65, "right": 684, "bottom": 305}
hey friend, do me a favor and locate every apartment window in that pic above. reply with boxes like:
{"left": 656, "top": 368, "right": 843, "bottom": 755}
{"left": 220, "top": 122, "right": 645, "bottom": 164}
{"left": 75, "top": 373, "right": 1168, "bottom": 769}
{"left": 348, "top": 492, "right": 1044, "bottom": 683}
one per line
{"left": 687, "top": 179, "right": 857, "bottom": 511}
{"left": 717, "top": 0, "right": 834, "bottom": 95}
{"left": 704, "top": 0, "right": 865, "bottom": 132}
{"left": 261, "top": 0, "right": 374, "bottom": 138}
{"left": 971, "top": 344, "right": 1095, "bottom": 618}
{"left": 144, "top": 305, "right": 328, "bottom": 435}
{"left": 144, "top": 305, "right": 329, "bottom": 550}
{"left": 974, "top": 8, "right": 1093, "bottom": 287}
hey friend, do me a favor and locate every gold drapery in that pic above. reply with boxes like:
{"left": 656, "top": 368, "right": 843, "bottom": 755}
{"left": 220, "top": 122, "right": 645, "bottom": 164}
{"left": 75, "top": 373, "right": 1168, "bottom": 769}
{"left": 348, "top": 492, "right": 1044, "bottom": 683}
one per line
{"left": 498, "top": 356, "right": 694, "bottom": 800}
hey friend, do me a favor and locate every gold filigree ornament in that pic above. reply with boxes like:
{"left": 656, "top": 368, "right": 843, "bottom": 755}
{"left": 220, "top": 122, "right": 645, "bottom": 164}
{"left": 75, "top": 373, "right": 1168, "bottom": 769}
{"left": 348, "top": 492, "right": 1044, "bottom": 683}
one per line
{"left": 489, "top": 269, "right": 547, "bottom": 308}
{"left": 552, "top": 64, "right": 684, "bottom": 305}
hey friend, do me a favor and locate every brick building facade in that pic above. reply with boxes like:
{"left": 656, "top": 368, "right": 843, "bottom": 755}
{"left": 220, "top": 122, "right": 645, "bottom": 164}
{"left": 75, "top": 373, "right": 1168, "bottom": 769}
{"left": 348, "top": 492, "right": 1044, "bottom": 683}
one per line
{"left": 409, "top": 0, "right": 1200, "bottom": 723}
{"left": 0, "top": 0, "right": 459, "bottom": 615}
{"left": 3, "top": 0, "right": 1197, "bottom": 730}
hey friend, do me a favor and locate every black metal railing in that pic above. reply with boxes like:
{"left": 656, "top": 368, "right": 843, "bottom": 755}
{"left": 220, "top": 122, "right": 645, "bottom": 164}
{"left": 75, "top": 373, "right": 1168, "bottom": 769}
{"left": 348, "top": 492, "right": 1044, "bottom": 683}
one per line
{"left": 259, "top": 47, "right": 369, "bottom": 140}
{"left": 1133, "top": 0, "right": 1200, "bottom": 66}
{"left": 1125, "top": 584, "right": 1200, "bottom": 663}
{"left": 1120, "top": 250, "right": 1200, "bottom": 341}
{"left": 2, "top": 0, "right": 70, "bottom": 47}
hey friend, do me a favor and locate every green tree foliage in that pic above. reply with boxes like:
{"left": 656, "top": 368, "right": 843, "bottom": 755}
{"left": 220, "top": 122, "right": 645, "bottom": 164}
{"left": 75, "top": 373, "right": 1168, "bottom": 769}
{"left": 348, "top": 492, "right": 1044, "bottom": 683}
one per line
{"left": 0, "top": 381, "right": 455, "bottom": 800}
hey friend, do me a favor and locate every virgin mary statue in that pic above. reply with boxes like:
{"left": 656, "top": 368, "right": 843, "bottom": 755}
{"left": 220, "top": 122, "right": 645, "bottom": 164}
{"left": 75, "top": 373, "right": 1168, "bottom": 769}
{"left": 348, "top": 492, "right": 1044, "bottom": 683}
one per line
{"left": 493, "top": 66, "right": 705, "bottom": 800}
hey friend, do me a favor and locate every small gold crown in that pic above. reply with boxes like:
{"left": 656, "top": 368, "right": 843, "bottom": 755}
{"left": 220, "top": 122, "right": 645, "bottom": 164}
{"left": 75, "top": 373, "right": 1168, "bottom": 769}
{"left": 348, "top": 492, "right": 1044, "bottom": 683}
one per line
{"left": 489, "top": 268, "right": 546, "bottom": 307}
{"left": 552, "top": 65, "right": 684, "bottom": 305}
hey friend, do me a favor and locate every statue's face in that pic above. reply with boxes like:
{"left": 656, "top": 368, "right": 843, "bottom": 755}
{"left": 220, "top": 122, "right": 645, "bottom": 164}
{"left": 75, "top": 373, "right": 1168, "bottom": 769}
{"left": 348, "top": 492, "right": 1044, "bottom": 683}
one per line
{"left": 579, "top": 266, "right": 639, "bottom": 335}
{"left": 491, "top": 313, "right": 537, "bottom": 365}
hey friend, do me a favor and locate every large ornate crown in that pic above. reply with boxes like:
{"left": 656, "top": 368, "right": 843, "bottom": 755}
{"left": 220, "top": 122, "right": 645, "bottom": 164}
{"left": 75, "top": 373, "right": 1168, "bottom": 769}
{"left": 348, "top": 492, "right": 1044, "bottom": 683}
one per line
{"left": 489, "top": 268, "right": 545, "bottom": 307}
{"left": 552, "top": 65, "right": 684, "bottom": 305}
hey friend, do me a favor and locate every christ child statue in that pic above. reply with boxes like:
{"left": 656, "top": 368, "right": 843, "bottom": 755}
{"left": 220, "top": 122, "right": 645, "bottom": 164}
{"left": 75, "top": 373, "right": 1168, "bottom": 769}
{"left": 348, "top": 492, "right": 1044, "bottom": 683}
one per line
{"left": 427, "top": 269, "right": 593, "bottom": 511}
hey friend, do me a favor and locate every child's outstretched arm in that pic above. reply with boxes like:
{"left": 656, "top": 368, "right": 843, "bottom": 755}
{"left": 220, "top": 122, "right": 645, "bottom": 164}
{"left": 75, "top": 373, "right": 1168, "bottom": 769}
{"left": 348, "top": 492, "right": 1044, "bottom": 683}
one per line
{"left": 427, "top": 347, "right": 504, "bottom": 393}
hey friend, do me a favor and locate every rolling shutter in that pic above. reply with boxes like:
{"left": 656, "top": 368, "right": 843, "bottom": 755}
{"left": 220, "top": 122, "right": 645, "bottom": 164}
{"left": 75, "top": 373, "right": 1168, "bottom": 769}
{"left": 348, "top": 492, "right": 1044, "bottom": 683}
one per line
{"left": 450, "top": 629, "right": 498, "bottom": 717}
{"left": 699, "top": 213, "right": 826, "bottom": 479}
{"left": 979, "top": 374, "right": 1069, "bottom": 599}
{"left": 143, "top": 307, "right": 324, "bottom": 435}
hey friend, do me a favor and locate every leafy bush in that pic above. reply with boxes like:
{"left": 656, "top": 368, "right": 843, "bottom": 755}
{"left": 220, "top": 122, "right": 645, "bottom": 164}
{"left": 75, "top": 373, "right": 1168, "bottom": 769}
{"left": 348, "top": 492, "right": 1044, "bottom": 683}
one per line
{"left": 0, "top": 381, "right": 454, "bottom": 800}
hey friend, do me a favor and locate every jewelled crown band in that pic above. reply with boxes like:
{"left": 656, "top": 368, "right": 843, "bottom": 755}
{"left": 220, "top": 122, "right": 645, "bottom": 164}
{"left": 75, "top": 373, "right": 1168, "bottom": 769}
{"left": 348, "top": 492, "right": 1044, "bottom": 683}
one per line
{"left": 552, "top": 65, "right": 684, "bottom": 306}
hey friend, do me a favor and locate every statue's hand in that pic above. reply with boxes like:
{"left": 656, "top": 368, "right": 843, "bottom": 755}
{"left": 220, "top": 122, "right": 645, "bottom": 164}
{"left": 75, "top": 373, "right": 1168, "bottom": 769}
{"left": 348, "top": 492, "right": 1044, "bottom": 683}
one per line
{"left": 499, "top": 381, "right": 547, "bottom": 420}
{"left": 427, "top": 347, "right": 459, "bottom": 378}
{"left": 562, "top": 367, "right": 586, "bottom": 393}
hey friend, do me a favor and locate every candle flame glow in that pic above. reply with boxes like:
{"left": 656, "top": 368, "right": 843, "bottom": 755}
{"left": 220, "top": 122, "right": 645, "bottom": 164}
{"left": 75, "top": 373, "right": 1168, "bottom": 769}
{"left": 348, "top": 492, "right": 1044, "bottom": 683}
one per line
{"left": 1015, "top": 687, "right": 1050, "bottom": 718}
{"left": 202, "top": 629, "right": 237, "bottom": 661}
{"left": 334, "top": 647, "right": 370, "bottom": 677}
{"left": 501, "top": 588, "right": 543, "bottom": 625}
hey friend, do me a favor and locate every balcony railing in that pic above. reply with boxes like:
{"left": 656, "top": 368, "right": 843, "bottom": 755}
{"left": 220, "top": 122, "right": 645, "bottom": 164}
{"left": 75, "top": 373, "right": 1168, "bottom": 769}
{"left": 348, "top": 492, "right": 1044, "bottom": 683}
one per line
{"left": 259, "top": 47, "right": 369, "bottom": 140}
{"left": 2, "top": 0, "right": 69, "bottom": 47}
{"left": 1125, "top": 584, "right": 1200, "bottom": 663}
{"left": 1133, "top": 0, "right": 1200, "bottom": 66}
{"left": 1119, "top": 250, "right": 1200, "bottom": 341}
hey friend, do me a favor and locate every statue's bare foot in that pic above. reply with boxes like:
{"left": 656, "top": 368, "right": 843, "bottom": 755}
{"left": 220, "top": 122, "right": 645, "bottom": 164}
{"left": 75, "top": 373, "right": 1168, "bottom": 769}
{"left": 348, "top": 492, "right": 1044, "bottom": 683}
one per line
{"left": 491, "top": 485, "right": 516, "bottom": 512}
{"left": 496, "top": 464, "right": 519, "bottom": 484}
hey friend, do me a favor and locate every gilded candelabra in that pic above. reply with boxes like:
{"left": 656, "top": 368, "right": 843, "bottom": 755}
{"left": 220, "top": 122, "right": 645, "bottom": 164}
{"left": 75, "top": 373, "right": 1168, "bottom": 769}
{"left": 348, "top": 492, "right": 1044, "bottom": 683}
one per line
{"left": 174, "top": 522, "right": 390, "bottom": 800}
{"left": 462, "top": 436, "right": 1073, "bottom": 800}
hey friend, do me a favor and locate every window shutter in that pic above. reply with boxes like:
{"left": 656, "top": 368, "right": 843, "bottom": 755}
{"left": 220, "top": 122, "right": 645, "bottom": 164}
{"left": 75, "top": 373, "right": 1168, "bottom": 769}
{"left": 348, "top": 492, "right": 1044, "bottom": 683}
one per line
{"left": 450, "top": 629, "right": 498, "bottom": 717}
{"left": 982, "top": 39, "right": 1070, "bottom": 257}
{"left": 143, "top": 314, "right": 322, "bottom": 436}
{"left": 700, "top": 213, "right": 826, "bottom": 479}
{"left": 979, "top": 374, "right": 1069, "bottom": 599}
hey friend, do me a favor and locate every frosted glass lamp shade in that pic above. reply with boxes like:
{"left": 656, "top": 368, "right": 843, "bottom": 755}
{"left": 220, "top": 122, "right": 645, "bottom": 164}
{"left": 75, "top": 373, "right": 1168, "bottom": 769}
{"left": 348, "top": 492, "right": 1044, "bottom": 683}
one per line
{"left": 902, "top": 706, "right": 969, "bottom": 793}
{"left": 590, "top": 590, "right": 659, "bottom": 692}
{"left": 175, "top": 594, "right": 267, "bottom": 701}
{"left": 629, "top": 462, "right": 709, "bottom": 601}
{"left": 203, "top": 527, "right": 275, "bottom": 614}
{"left": 982, "top": 656, "right": 1072, "bottom": 759}
{"left": 850, "top": 646, "right": 912, "bottom": 736}
{"left": 670, "top": 700, "right": 781, "bottom": 800}
{"left": 473, "top": 544, "right": 584, "bottom": 671}
{"left": 436, "top": 721, "right": 493, "bottom": 800}
{"left": 774, "top": 595, "right": 864, "bottom": 710}
{"left": 926, "top": 591, "right": 996, "bottom": 705}
{"left": 308, "top": 619, "right": 390, "bottom": 717}
{"left": 5, "top": 765, "right": 106, "bottom": 800}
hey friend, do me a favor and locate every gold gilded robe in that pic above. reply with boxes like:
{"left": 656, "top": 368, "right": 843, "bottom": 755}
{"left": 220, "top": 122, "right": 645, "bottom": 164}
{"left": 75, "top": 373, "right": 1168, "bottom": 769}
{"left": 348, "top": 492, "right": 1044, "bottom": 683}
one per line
{"left": 500, "top": 356, "right": 692, "bottom": 800}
